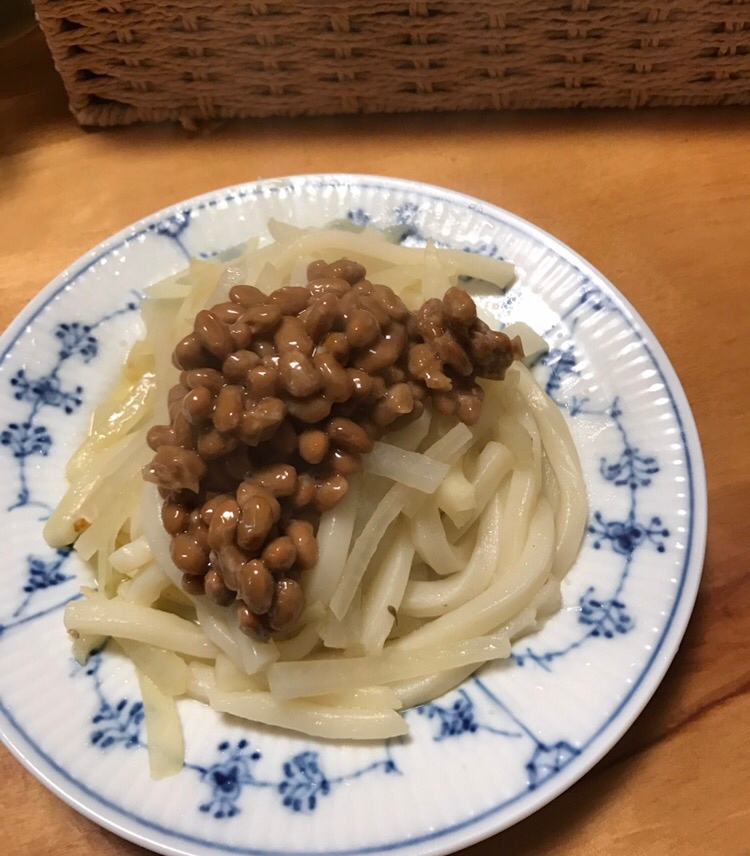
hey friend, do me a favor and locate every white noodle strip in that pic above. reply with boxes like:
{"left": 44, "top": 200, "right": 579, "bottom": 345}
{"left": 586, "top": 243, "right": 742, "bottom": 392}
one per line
{"left": 136, "top": 669, "right": 184, "bottom": 779}
{"left": 186, "top": 662, "right": 214, "bottom": 704}
{"left": 267, "top": 635, "right": 511, "bottom": 700}
{"left": 314, "top": 687, "right": 402, "bottom": 711}
{"left": 109, "top": 535, "right": 153, "bottom": 576}
{"left": 268, "top": 218, "right": 308, "bottom": 243}
{"left": 435, "top": 461, "right": 476, "bottom": 525}
{"left": 330, "top": 424, "right": 473, "bottom": 619}
{"left": 274, "top": 619, "right": 323, "bottom": 662}
{"left": 214, "top": 653, "right": 267, "bottom": 693}
{"left": 328, "top": 484, "right": 411, "bottom": 620}
{"left": 67, "top": 372, "right": 155, "bottom": 479}
{"left": 64, "top": 596, "right": 218, "bottom": 659}
{"left": 382, "top": 408, "right": 431, "bottom": 452}
{"left": 208, "top": 687, "right": 407, "bottom": 740}
{"left": 320, "top": 590, "right": 363, "bottom": 650}
{"left": 359, "top": 522, "right": 415, "bottom": 654}
{"left": 118, "top": 639, "right": 189, "bottom": 696}
{"left": 303, "top": 477, "right": 359, "bottom": 607}
{"left": 401, "top": 489, "right": 505, "bottom": 618}
{"left": 71, "top": 632, "right": 107, "bottom": 666}
{"left": 44, "top": 432, "right": 145, "bottom": 548}
{"left": 75, "top": 474, "right": 145, "bottom": 562}
{"left": 394, "top": 498, "right": 555, "bottom": 651}
{"left": 120, "top": 561, "right": 170, "bottom": 606}
{"left": 363, "top": 442, "right": 449, "bottom": 492}
{"left": 516, "top": 364, "right": 587, "bottom": 577}
{"left": 501, "top": 466, "right": 540, "bottom": 568}
{"left": 409, "top": 501, "right": 470, "bottom": 576}
{"left": 267, "top": 230, "right": 515, "bottom": 291}
{"left": 390, "top": 665, "right": 477, "bottom": 708}
{"left": 464, "top": 441, "right": 515, "bottom": 528}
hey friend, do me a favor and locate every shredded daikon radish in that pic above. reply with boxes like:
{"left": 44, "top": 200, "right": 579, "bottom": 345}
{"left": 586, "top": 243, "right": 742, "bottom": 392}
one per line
{"left": 117, "top": 639, "right": 189, "bottom": 696}
{"left": 362, "top": 442, "right": 449, "bottom": 492}
{"left": 54, "top": 221, "right": 587, "bottom": 766}
{"left": 65, "top": 593, "right": 218, "bottom": 659}
{"left": 137, "top": 669, "right": 184, "bottom": 779}
{"left": 208, "top": 686, "right": 408, "bottom": 740}
{"left": 109, "top": 535, "right": 153, "bottom": 576}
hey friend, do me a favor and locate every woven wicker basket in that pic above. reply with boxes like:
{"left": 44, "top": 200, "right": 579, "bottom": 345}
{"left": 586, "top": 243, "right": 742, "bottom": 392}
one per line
{"left": 34, "top": 1, "right": 750, "bottom": 126}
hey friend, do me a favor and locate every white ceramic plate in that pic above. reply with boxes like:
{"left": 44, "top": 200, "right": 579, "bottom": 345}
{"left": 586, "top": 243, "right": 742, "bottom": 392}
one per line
{"left": 0, "top": 175, "right": 706, "bottom": 856}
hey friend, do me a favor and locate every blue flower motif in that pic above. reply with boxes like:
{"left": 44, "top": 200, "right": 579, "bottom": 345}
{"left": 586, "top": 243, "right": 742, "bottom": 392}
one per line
{"left": 10, "top": 370, "right": 83, "bottom": 414}
{"left": 347, "top": 208, "right": 370, "bottom": 227}
{"left": 588, "top": 511, "right": 669, "bottom": 555}
{"left": 22, "top": 549, "right": 72, "bottom": 595}
{"left": 600, "top": 446, "right": 660, "bottom": 489}
{"left": 278, "top": 751, "right": 330, "bottom": 813}
{"left": 393, "top": 202, "right": 420, "bottom": 226}
{"left": 153, "top": 211, "right": 191, "bottom": 239}
{"left": 578, "top": 587, "right": 634, "bottom": 637}
{"left": 54, "top": 322, "right": 98, "bottom": 362}
{"left": 91, "top": 698, "right": 144, "bottom": 749}
{"left": 198, "top": 740, "right": 261, "bottom": 819}
{"left": 463, "top": 241, "right": 505, "bottom": 259}
{"left": 543, "top": 347, "right": 579, "bottom": 394}
{"left": 527, "top": 741, "right": 579, "bottom": 789}
{"left": 418, "top": 689, "right": 479, "bottom": 740}
{"left": 0, "top": 422, "right": 52, "bottom": 458}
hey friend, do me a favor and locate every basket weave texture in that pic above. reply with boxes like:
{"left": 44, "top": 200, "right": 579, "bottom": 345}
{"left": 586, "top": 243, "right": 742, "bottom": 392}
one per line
{"left": 34, "top": 1, "right": 750, "bottom": 126}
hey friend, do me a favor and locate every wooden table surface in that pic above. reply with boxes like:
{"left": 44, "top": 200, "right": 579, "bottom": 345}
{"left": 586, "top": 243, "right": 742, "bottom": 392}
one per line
{"left": 1, "top": 29, "right": 748, "bottom": 856}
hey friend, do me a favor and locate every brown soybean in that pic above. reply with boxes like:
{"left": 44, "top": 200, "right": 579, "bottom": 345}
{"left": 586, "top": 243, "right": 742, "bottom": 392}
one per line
{"left": 247, "top": 365, "right": 280, "bottom": 400}
{"left": 326, "top": 417, "right": 374, "bottom": 454}
{"left": 208, "top": 498, "right": 240, "bottom": 550}
{"left": 185, "top": 368, "right": 225, "bottom": 394}
{"left": 268, "top": 286, "right": 310, "bottom": 315}
{"left": 328, "top": 258, "right": 366, "bottom": 285}
{"left": 285, "top": 394, "right": 332, "bottom": 424}
{"left": 285, "top": 519, "right": 318, "bottom": 570}
{"left": 197, "top": 429, "right": 237, "bottom": 460}
{"left": 204, "top": 569, "right": 235, "bottom": 606}
{"left": 269, "top": 579, "right": 305, "bottom": 632}
{"left": 313, "top": 473, "right": 349, "bottom": 511}
{"left": 237, "top": 603, "right": 270, "bottom": 640}
{"left": 314, "top": 352, "right": 354, "bottom": 402}
{"left": 213, "top": 384, "right": 244, "bottom": 433}
{"left": 183, "top": 387, "right": 214, "bottom": 425}
{"left": 229, "top": 284, "right": 265, "bottom": 307}
{"left": 345, "top": 308, "right": 380, "bottom": 349}
{"left": 236, "top": 481, "right": 281, "bottom": 521}
{"left": 255, "top": 463, "right": 298, "bottom": 498}
{"left": 329, "top": 448, "right": 363, "bottom": 476}
{"left": 238, "top": 559, "right": 274, "bottom": 614}
{"left": 173, "top": 333, "right": 205, "bottom": 370}
{"left": 182, "top": 574, "right": 206, "bottom": 596}
{"left": 171, "top": 533, "right": 209, "bottom": 575}
{"left": 211, "top": 301, "right": 245, "bottom": 324}
{"left": 145, "top": 445, "right": 206, "bottom": 493}
{"left": 278, "top": 349, "right": 322, "bottom": 397}
{"left": 195, "top": 310, "right": 234, "bottom": 360}
{"left": 298, "top": 429, "right": 329, "bottom": 464}
{"left": 262, "top": 536, "right": 297, "bottom": 573}
{"left": 147, "top": 424, "right": 175, "bottom": 451}
{"left": 236, "top": 496, "right": 274, "bottom": 551}
{"left": 241, "top": 304, "right": 282, "bottom": 334}
{"left": 161, "top": 502, "right": 188, "bottom": 536}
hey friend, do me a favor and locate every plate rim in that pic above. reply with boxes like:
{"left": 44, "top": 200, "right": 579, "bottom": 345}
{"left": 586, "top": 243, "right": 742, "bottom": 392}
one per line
{"left": 0, "top": 173, "right": 707, "bottom": 856}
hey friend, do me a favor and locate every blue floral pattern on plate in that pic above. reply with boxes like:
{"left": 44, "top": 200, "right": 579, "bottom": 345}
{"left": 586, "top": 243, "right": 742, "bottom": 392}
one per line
{"left": 0, "top": 177, "right": 704, "bottom": 856}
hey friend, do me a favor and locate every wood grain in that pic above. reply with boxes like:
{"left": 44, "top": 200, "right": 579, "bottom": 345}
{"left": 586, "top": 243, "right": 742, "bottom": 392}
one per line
{"left": 1, "top": 28, "right": 748, "bottom": 856}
